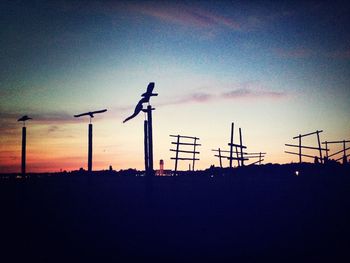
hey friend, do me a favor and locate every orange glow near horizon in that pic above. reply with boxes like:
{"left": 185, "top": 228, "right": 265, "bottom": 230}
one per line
{"left": 0, "top": 117, "right": 347, "bottom": 173}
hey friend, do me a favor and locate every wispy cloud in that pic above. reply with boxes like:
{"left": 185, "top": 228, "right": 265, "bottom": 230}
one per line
{"left": 274, "top": 48, "right": 312, "bottom": 58}
{"left": 159, "top": 82, "right": 287, "bottom": 107}
{"left": 274, "top": 47, "right": 350, "bottom": 60}
{"left": 130, "top": 3, "right": 243, "bottom": 31}
{"left": 222, "top": 88, "right": 285, "bottom": 99}
{"left": 326, "top": 49, "right": 350, "bottom": 59}
{"left": 158, "top": 92, "right": 214, "bottom": 106}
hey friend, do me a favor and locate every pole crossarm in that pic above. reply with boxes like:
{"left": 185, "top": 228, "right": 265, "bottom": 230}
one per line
{"left": 171, "top": 157, "right": 200, "bottom": 161}
{"left": 215, "top": 154, "right": 248, "bottom": 161}
{"left": 227, "top": 143, "right": 247, "bottom": 149}
{"left": 285, "top": 151, "right": 316, "bottom": 159}
{"left": 170, "top": 149, "right": 200, "bottom": 154}
{"left": 293, "top": 130, "right": 323, "bottom": 139}
{"left": 285, "top": 144, "right": 329, "bottom": 151}
{"left": 243, "top": 155, "right": 265, "bottom": 159}
{"left": 170, "top": 134, "right": 201, "bottom": 173}
{"left": 250, "top": 159, "right": 264, "bottom": 165}
{"left": 212, "top": 149, "right": 249, "bottom": 154}
{"left": 171, "top": 142, "right": 202, "bottom": 146}
{"left": 322, "top": 140, "right": 350, "bottom": 144}
{"left": 336, "top": 153, "right": 350, "bottom": 161}
{"left": 328, "top": 146, "right": 350, "bottom": 158}
{"left": 227, "top": 157, "right": 249, "bottom": 161}
{"left": 170, "top": 135, "right": 199, "bottom": 140}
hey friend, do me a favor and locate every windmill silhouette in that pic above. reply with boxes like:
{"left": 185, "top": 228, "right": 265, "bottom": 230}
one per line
{"left": 123, "top": 82, "right": 157, "bottom": 176}
{"left": 74, "top": 109, "right": 107, "bottom": 173}
{"left": 18, "top": 115, "right": 32, "bottom": 176}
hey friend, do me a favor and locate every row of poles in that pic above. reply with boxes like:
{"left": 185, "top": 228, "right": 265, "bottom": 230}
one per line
{"left": 212, "top": 122, "right": 266, "bottom": 168}
{"left": 169, "top": 122, "right": 267, "bottom": 173}
{"left": 16, "top": 82, "right": 349, "bottom": 176}
{"left": 17, "top": 83, "right": 157, "bottom": 177}
{"left": 285, "top": 130, "right": 350, "bottom": 164}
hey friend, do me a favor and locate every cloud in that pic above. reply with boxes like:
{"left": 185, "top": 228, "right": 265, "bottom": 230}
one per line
{"left": 130, "top": 3, "right": 243, "bottom": 31}
{"left": 274, "top": 48, "right": 312, "bottom": 58}
{"left": 159, "top": 92, "right": 214, "bottom": 106}
{"left": 222, "top": 88, "right": 286, "bottom": 99}
{"left": 159, "top": 83, "right": 287, "bottom": 107}
{"left": 327, "top": 49, "right": 350, "bottom": 59}
{"left": 274, "top": 46, "right": 350, "bottom": 60}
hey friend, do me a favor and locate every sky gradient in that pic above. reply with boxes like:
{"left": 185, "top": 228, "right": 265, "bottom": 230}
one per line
{"left": 1, "top": 0, "right": 350, "bottom": 173}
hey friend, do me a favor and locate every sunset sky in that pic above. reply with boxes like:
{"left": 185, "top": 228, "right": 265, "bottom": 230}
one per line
{"left": 1, "top": 0, "right": 349, "bottom": 173}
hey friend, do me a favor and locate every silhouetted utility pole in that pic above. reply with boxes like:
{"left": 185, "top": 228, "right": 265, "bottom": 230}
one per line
{"left": 285, "top": 130, "right": 328, "bottom": 163}
{"left": 170, "top": 135, "right": 201, "bottom": 175}
{"left": 18, "top": 116, "right": 32, "bottom": 176}
{"left": 239, "top": 128, "right": 244, "bottom": 166}
{"left": 227, "top": 122, "right": 247, "bottom": 168}
{"left": 229, "top": 123, "right": 234, "bottom": 169}
{"left": 142, "top": 105, "right": 155, "bottom": 176}
{"left": 74, "top": 109, "right": 107, "bottom": 173}
{"left": 144, "top": 120, "right": 149, "bottom": 174}
{"left": 147, "top": 105, "right": 154, "bottom": 176}
{"left": 244, "top": 152, "right": 266, "bottom": 165}
{"left": 212, "top": 148, "right": 229, "bottom": 168}
{"left": 21, "top": 126, "right": 26, "bottom": 175}
{"left": 323, "top": 140, "right": 350, "bottom": 164}
{"left": 88, "top": 123, "right": 93, "bottom": 172}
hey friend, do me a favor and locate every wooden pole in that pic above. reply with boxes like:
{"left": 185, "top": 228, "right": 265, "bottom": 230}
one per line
{"left": 174, "top": 135, "right": 180, "bottom": 175}
{"left": 239, "top": 128, "right": 244, "bottom": 166}
{"left": 192, "top": 138, "right": 197, "bottom": 171}
{"left": 229, "top": 122, "right": 234, "bottom": 169}
{"left": 88, "top": 123, "right": 93, "bottom": 173}
{"left": 325, "top": 141, "right": 329, "bottom": 158}
{"left": 343, "top": 140, "right": 347, "bottom": 164}
{"left": 298, "top": 134, "right": 302, "bottom": 163}
{"left": 235, "top": 146, "right": 240, "bottom": 166}
{"left": 147, "top": 105, "right": 154, "bottom": 176}
{"left": 218, "top": 148, "right": 223, "bottom": 168}
{"left": 144, "top": 120, "right": 149, "bottom": 176}
{"left": 21, "top": 126, "right": 26, "bottom": 176}
{"left": 316, "top": 131, "right": 323, "bottom": 163}
{"left": 259, "top": 152, "right": 262, "bottom": 165}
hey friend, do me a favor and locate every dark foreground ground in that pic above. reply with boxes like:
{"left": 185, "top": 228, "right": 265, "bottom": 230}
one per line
{"left": 2, "top": 164, "right": 350, "bottom": 262}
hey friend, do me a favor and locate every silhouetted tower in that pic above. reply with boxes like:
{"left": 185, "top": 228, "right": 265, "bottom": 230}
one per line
{"left": 159, "top": 159, "right": 164, "bottom": 176}
{"left": 18, "top": 116, "right": 32, "bottom": 176}
{"left": 74, "top": 109, "right": 107, "bottom": 173}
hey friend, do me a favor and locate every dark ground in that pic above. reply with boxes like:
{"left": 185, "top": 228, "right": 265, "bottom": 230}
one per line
{"left": 2, "top": 164, "right": 350, "bottom": 262}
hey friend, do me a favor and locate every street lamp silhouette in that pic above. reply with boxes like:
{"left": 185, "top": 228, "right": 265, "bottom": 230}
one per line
{"left": 18, "top": 115, "right": 32, "bottom": 176}
{"left": 123, "top": 82, "right": 157, "bottom": 176}
{"left": 74, "top": 109, "right": 107, "bottom": 173}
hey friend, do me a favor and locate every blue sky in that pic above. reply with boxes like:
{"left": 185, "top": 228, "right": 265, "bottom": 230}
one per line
{"left": 1, "top": 0, "right": 349, "bottom": 172}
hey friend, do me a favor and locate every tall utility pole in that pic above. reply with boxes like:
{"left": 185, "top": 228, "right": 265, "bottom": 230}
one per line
{"left": 18, "top": 115, "right": 32, "bottom": 176}
{"left": 74, "top": 109, "right": 107, "bottom": 173}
